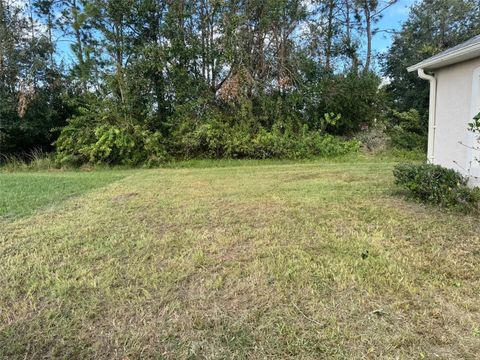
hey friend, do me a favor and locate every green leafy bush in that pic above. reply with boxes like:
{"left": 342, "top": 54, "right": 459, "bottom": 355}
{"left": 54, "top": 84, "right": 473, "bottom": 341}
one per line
{"left": 55, "top": 94, "right": 361, "bottom": 166}
{"left": 302, "top": 72, "right": 387, "bottom": 134}
{"left": 393, "top": 163, "right": 480, "bottom": 211}
{"left": 174, "top": 118, "right": 360, "bottom": 160}
{"left": 469, "top": 112, "right": 480, "bottom": 168}
{"left": 56, "top": 114, "right": 168, "bottom": 167}
{"left": 470, "top": 112, "right": 480, "bottom": 133}
{"left": 388, "top": 109, "right": 427, "bottom": 151}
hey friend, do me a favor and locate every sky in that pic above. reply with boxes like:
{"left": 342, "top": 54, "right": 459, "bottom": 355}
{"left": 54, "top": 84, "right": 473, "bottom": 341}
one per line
{"left": 372, "top": 0, "right": 418, "bottom": 54}
{"left": 27, "top": 0, "right": 419, "bottom": 69}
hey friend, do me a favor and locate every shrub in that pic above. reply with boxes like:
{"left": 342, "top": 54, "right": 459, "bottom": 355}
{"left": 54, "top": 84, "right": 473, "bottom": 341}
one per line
{"left": 301, "top": 131, "right": 361, "bottom": 158}
{"left": 176, "top": 119, "right": 229, "bottom": 158}
{"left": 251, "top": 128, "right": 290, "bottom": 158}
{"left": 172, "top": 112, "right": 360, "bottom": 160}
{"left": 354, "top": 122, "right": 389, "bottom": 153}
{"left": 469, "top": 112, "right": 480, "bottom": 168}
{"left": 393, "top": 163, "right": 480, "bottom": 211}
{"left": 56, "top": 120, "right": 168, "bottom": 167}
{"left": 56, "top": 96, "right": 361, "bottom": 165}
{"left": 388, "top": 109, "right": 427, "bottom": 151}
{"left": 302, "top": 72, "right": 387, "bottom": 134}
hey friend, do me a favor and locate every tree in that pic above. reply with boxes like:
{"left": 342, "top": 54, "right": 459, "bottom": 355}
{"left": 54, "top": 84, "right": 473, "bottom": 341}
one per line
{"left": 356, "top": 0, "right": 378, "bottom": 73}
{"left": 384, "top": 0, "right": 480, "bottom": 119}
{"left": 0, "top": 0, "right": 70, "bottom": 155}
{"left": 3, "top": 0, "right": 397, "bottom": 163}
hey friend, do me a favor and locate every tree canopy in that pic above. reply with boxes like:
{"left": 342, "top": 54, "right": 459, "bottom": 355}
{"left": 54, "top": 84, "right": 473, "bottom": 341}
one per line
{"left": 383, "top": 0, "right": 480, "bottom": 118}
{"left": 1, "top": 0, "right": 479, "bottom": 164}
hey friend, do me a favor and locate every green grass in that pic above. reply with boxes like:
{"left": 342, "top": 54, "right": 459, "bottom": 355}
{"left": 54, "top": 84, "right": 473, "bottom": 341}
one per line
{"left": 0, "top": 157, "right": 479, "bottom": 359}
{"left": 0, "top": 171, "right": 129, "bottom": 219}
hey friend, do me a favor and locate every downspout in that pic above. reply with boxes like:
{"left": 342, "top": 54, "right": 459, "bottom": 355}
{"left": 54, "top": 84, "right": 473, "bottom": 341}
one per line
{"left": 417, "top": 68, "right": 437, "bottom": 163}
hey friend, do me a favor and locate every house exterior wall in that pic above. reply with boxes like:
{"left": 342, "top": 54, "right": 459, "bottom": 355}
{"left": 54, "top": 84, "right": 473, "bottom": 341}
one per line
{"left": 433, "top": 57, "right": 480, "bottom": 186}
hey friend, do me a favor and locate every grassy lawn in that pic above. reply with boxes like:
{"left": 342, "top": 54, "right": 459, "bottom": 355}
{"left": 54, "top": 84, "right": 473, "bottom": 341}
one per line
{"left": 0, "top": 171, "right": 129, "bottom": 219}
{"left": 1, "top": 158, "right": 479, "bottom": 359}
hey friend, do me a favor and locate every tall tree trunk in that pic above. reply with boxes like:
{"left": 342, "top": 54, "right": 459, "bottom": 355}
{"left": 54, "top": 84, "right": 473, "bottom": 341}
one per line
{"left": 200, "top": 0, "right": 206, "bottom": 81}
{"left": 325, "top": 0, "right": 335, "bottom": 72}
{"left": 0, "top": 0, "right": 4, "bottom": 79}
{"left": 363, "top": 1, "right": 372, "bottom": 73}
{"left": 343, "top": 0, "right": 358, "bottom": 71}
{"left": 71, "top": 0, "right": 87, "bottom": 92}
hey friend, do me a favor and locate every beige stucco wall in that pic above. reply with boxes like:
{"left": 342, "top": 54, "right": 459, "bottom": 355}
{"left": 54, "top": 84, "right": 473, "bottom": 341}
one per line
{"left": 432, "top": 57, "right": 480, "bottom": 186}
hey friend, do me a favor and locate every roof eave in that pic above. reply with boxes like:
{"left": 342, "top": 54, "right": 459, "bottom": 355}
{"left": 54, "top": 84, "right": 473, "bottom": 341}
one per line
{"left": 407, "top": 44, "right": 480, "bottom": 73}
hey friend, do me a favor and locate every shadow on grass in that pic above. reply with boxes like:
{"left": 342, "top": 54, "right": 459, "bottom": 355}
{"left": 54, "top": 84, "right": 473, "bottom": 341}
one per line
{"left": 0, "top": 172, "right": 128, "bottom": 220}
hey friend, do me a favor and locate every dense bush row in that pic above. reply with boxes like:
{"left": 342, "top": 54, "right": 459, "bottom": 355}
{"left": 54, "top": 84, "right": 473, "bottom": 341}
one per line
{"left": 393, "top": 163, "right": 480, "bottom": 212}
{"left": 55, "top": 99, "right": 361, "bottom": 166}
